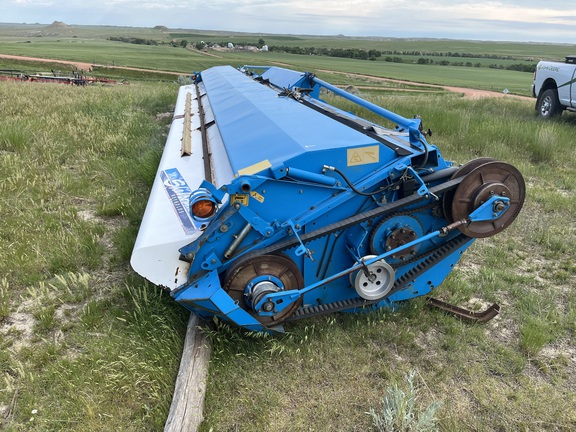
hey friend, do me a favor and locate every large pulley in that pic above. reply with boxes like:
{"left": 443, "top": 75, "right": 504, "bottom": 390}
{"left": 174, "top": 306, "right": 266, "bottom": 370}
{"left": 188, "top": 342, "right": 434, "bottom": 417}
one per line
{"left": 223, "top": 254, "right": 303, "bottom": 326}
{"left": 444, "top": 160, "right": 525, "bottom": 238}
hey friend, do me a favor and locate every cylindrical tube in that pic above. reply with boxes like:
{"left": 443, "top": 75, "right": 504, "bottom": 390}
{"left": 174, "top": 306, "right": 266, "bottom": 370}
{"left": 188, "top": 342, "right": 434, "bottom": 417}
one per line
{"left": 224, "top": 223, "right": 252, "bottom": 259}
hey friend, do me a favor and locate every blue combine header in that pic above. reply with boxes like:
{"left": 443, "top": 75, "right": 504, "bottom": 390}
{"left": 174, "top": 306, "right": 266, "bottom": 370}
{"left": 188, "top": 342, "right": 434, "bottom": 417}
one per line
{"left": 131, "top": 65, "right": 525, "bottom": 332}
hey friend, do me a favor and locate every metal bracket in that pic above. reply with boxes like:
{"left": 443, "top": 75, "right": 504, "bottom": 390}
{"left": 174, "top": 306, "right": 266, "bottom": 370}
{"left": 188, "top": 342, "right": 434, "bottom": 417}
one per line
{"left": 406, "top": 166, "right": 438, "bottom": 200}
{"left": 469, "top": 195, "right": 510, "bottom": 222}
{"left": 236, "top": 203, "right": 274, "bottom": 237}
{"left": 281, "top": 220, "right": 314, "bottom": 261}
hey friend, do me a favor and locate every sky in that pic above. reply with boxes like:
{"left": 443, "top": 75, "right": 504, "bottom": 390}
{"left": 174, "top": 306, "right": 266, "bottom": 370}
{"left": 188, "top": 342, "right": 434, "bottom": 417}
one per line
{"left": 1, "top": 0, "right": 575, "bottom": 44}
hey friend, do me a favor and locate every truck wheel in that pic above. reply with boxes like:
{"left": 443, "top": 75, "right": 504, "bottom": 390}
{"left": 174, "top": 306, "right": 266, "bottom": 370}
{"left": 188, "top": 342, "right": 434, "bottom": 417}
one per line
{"left": 538, "top": 89, "right": 562, "bottom": 118}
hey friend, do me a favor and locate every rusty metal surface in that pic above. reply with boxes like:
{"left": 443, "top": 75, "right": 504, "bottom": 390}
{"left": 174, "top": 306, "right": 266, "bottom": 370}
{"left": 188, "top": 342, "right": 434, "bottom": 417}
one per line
{"left": 426, "top": 296, "right": 500, "bottom": 323}
{"left": 450, "top": 161, "right": 525, "bottom": 238}
{"left": 223, "top": 254, "right": 304, "bottom": 326}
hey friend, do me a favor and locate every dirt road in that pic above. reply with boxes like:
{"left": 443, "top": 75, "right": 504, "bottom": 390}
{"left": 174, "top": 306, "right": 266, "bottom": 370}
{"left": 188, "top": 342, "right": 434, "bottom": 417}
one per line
{"left": 0, "top": 54, "right": 185, "bottom": 76}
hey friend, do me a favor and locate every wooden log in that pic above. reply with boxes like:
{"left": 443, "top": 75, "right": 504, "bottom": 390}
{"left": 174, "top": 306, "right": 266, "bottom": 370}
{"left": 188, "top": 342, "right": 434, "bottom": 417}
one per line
{"left": 164, "top": 313, "right": 211, "bottom": 432}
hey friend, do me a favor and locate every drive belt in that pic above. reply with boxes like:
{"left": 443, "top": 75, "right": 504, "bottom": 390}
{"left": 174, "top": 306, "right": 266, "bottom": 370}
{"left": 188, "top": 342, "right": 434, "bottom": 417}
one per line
{"left": 238, "top": 176, "right": 464, "bottom": 262}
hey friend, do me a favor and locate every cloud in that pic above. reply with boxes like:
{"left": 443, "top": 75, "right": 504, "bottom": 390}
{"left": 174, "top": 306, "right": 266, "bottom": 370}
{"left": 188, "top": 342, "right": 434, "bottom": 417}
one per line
{"left": 1, "top": 0, "right": 575, "bottom": 43}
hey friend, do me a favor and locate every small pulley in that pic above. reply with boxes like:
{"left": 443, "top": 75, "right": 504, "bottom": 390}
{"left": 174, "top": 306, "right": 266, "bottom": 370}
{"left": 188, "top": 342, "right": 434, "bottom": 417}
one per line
{"left": 351, "top": 256, "right": 395, "bottom": 300}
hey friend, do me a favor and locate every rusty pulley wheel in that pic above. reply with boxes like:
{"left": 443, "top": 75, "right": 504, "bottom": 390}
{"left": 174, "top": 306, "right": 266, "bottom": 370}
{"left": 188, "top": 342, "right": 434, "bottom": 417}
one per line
{"left": 442, "top": 157, "right": 496, "bottom": 222}
{"left": 450, "top": 160, "right": 525, "bottom": 238}
{"left": 223, "top": 254, "right": 304, "bottom": 326}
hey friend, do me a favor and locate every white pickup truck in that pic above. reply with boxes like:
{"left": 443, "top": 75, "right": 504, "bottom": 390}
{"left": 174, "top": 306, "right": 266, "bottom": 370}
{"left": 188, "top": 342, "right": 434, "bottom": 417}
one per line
{"left": 532, "top": 55, "right": 576, "bottom": 118}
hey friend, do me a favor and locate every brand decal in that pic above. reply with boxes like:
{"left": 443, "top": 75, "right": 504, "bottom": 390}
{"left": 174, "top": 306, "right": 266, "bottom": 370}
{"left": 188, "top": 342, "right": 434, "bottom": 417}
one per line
{"left": 160, "top": 168, "right": 197, "bottom": 235}
{"left": 538, "top": 64, "right": 560, "bottom": 73}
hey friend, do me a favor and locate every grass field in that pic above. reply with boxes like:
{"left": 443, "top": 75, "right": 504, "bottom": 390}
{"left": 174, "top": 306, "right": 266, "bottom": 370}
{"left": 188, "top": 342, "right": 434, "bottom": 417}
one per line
{"left": 1, "top": 23, "right": 575, "bottom": 431}
{"left": 0, "top": 22, "right": 553, "bottom": 96}
{"left": 0, "top": 80, "right": 190, "bottom": 431}
{"left": 198, "top": 92, "right": 576, "bottom": 431}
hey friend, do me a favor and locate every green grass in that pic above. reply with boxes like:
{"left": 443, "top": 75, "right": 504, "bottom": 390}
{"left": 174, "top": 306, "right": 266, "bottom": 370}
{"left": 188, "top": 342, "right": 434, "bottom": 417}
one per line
{"left": 198, "top": 94, "right": 576, "bottom": 431}
{"left": 0, "top": 80, "right": 189, "bottom": 431}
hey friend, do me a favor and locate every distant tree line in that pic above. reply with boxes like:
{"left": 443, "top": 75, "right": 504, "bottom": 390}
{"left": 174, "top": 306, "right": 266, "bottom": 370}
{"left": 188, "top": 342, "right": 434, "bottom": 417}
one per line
{"left": 415, "top": 57, "right": 535, "bottom": 72}
{"left": 379, "top": 50, "right": 530, "bottom": 60}
{"left": 108, "top": 36, "right": 158, "bottom": 45}
{"left": 108, "top": 36, "right": 188, "bottom": 48}
{"left": 269, "top": 46, "right": 381, "bottom": 61}
{"left": 269, "top": 46, "right": 536, "bottom": 72}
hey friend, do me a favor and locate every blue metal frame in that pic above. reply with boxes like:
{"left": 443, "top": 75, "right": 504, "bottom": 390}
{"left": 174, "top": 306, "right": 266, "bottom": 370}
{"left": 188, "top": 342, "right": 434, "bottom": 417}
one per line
{"left": 166, "top": 65, "right": 514, "bottom": 332}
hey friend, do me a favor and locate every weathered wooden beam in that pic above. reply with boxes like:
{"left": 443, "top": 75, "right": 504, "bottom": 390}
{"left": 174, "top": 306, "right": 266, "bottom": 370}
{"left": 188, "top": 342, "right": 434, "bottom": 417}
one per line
{"left": 164, "top": 313, "right": 211, "bottom": 432}
{"left": 181, "top": 92, "right": 192, "bottom": 157}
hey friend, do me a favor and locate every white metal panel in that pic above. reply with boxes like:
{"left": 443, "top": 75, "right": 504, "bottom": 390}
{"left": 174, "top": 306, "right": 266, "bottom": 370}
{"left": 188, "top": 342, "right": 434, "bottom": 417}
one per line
{"left": 131, "top": 84, "right": 233, "bottom": 290}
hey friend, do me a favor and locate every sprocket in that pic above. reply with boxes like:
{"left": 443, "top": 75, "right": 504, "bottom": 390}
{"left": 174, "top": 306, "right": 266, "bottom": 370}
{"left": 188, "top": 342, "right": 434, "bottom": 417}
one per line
{"left": 369, "top": 214, "right": 424, "bottom": 262}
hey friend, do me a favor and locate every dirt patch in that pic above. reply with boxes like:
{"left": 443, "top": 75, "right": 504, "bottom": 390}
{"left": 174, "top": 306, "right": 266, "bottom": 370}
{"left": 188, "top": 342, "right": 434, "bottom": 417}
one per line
{"left": 0, "top": 310, "right": 35, "bottom": 351}
{"left": 0, "top": 54, "right": 186, "bottom": 76}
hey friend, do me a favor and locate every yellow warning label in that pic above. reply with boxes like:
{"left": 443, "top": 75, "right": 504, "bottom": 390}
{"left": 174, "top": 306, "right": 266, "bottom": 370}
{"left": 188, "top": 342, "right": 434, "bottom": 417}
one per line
{"left": 231, "top": 194, "right": 249, "bottom": 206}
{"left": 347, "top": 145, "right": 380, "bottom": 167}
{"left": 250, "top": 191, "right": 265, "bottom": 203}
{"left": 238, "top": 159, "right": 272, "bottom": 176}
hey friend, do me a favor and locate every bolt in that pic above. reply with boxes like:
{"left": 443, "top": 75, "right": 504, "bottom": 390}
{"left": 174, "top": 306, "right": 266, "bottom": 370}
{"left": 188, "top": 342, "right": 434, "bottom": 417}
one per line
{"left": 493, "top": 201, "right": 506, "bottom": 212}
{"left": 211, "top": 259, "right": 216, "bottom": 264}
{"left": 186, "top": 252, "right": 195, "bottom": 261}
